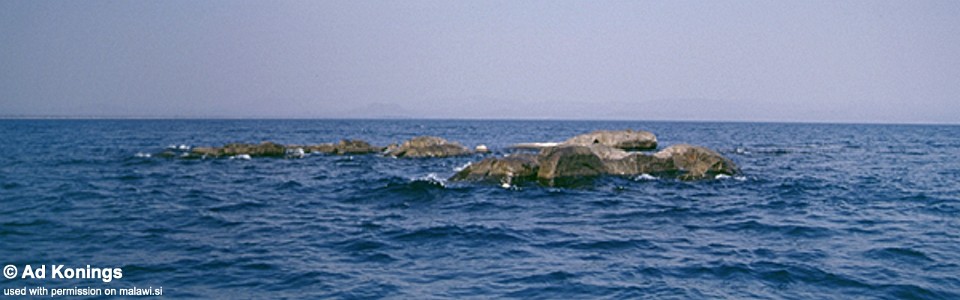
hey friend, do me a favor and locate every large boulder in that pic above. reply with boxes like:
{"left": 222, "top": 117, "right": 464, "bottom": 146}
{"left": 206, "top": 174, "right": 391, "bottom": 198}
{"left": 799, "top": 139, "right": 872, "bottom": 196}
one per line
{"left": 536, "top": 145, "right": 606, "bottom": 186}
{"left": 385, "top": 136, "right": 471, "bottom": 158}
{"left": 653, "top": 144, "right": 739, "bottom": 180}
{"left": 564, "top": 129, "right": 657, "bottom": 151}
{"left": 450, "top": 154, "right": 539, "bottom": 186}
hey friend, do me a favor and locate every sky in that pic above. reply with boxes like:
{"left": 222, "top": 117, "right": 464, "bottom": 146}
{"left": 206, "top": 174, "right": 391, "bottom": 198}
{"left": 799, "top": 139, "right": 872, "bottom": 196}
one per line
{"left": 1, "top": 0, "right": 958, "bottom": 124}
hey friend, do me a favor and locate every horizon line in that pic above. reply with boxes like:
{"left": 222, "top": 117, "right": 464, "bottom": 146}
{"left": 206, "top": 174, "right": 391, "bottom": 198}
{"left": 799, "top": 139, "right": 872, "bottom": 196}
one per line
{"left": 0, "top": 114, "right": 957, "bottom": 126}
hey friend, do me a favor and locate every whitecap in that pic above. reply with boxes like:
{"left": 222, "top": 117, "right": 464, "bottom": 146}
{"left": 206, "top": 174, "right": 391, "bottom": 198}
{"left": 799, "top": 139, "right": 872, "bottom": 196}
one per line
{"left": 715, "top": 174, "right": 732, "bottom": 180}
{"left": 134, "top": 152, "right": 151, "bottom": 158}
{"left": 177, "top": 144, "right": 190, "bottom": 150}
{"left": 414, "top": 173, "right": 447, "bottom": 187}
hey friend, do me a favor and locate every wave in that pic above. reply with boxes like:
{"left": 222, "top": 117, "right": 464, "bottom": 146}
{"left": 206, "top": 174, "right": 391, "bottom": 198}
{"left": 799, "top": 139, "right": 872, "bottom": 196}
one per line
{"left": 864, "top": 247, "right": 935, "bottom": 263}
{"left": 537, "top": 238, "right": 661, "bottom": 251}
{"left": 387, "top": 224, "right": 526, "bottom": 245}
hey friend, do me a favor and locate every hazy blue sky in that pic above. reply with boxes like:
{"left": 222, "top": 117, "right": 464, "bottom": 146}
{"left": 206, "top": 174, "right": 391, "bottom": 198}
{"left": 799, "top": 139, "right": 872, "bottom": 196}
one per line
{"left": 1, "top": 0, "right": 958, "bottom": 123}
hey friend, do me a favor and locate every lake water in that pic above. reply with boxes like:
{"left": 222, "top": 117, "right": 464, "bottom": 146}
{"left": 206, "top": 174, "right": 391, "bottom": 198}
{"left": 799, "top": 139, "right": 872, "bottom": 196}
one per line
{"left": 1, "top": 119, "right": 958, "bottom": 299}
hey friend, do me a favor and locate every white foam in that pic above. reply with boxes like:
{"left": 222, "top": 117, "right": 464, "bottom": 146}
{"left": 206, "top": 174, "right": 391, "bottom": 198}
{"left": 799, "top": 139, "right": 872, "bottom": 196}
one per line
{"left": 454, "top": 162, "right": 472, "bottom": 172}
{"left": 634, "top": 173, "right": 657, "bottom": 181}
{"left": 510, "top": 142, "right": 560, "bottom": 149}
{"left": 178, "top": 144, "right": 190, "bottom": 150}
{"left": 715, "top": 174, "right": 748, "bottom": 181}
{"left": 134, "top": 152, "right": 151, "bottom": 158}
{"left": 287, "top": 148, "right": 305, "bottom": 159}
{"left": 230, "top": 154, "right": 252, "bottom": 160}
{"left": 415, "top": 173, "right": 447, "bottom": 187}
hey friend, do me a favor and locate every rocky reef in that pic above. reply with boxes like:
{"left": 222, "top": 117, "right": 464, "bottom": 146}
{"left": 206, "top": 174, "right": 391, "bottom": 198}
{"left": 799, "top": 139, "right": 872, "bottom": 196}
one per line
{"left": 451, "top": 143, "right": 738, "bottom": 186}
{"left": 158, "top": 130, "right": 738, "bottom": 185}
{"left": 172, "top": 136, "right": 471, "bottom": 159}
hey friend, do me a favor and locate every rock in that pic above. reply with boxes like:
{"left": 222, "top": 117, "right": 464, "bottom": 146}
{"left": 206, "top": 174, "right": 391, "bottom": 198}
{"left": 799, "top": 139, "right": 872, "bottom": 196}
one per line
{"left": 474, "top": 144, "right": 490, "bottom": 153}
{"left": 450, "top": 154, "right": 539, "bottom": 185}
{"left": 304, "top": 144, "right": 336, "bottom": 154}
{"left": 190, "top": 147, "right": 220, "bottom": 157}
{"left": 188, "top": 141, "right": 286, "bottom": 158}
{"left": 653, "top": 144, "right": 739, "bottom": 180}
{"left": 452, "top": 143, "right": 739, "bottom": 185}
{"left": 536, "top": 145, "right": 606, "bottom": 186}
{"left": 332, "top": 139, "right": 382, "bottom": 155}
{"left": 384, "top": 143, "right": 399, "bottom": 154}
{"left": 564, "top": 129, "right": 657, "bottom": 151}
{"left": 222, "top": 142, "right": 286, "bottom": 157}
{"left": 385, "top": 136, "right": 471, "bottom": 158}
{"left": 603, "top": 152, "right": 678, "bottom": 176}
{"left": 509, "top": 142, "right": 561, "bottom": 150}
{"left": 154, "top": 150, "right": 178, "bottom": 158}
{"left": 303, "top": 139, "right": 382, "bottom": 155}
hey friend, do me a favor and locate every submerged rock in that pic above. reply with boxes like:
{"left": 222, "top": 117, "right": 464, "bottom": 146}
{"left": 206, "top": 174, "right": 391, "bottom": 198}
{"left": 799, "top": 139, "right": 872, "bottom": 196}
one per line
{"left": 563, "top": 129, "right": 657, "bottom": 151}
{"left": 385, "top": 136, "right": 471, "bottom": 158}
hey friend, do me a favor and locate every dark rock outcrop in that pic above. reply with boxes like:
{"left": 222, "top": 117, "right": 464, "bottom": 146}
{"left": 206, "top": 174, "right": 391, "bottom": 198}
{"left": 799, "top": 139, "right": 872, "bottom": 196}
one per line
{"left": 652, "top": 144, "right": 739, "bottom": 180}
{"left": 450, "top": 154, "right": 539, "bottom": 186}
{"left": 385, "top": 136, "right": 471, "bottom": 158}
{"left": 178, "top": 136, "right": 473, "bottom": 159}
{"left": 536, "top": 145, "right": 606, "bottom": 186}
{"left": 190, "top": 141, "right": 286, "bottom": 158}
{"left": 304, "top": 139, "right": 383, "bottom": 155}
{"left": 564, "top": 129, "right": 657, "bottom": 151}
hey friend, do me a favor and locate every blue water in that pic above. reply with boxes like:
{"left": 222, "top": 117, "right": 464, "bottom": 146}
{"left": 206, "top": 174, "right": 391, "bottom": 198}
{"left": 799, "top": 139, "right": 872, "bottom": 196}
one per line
{"left": 1, "top": 119, "right": 959, "bottom": 299}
